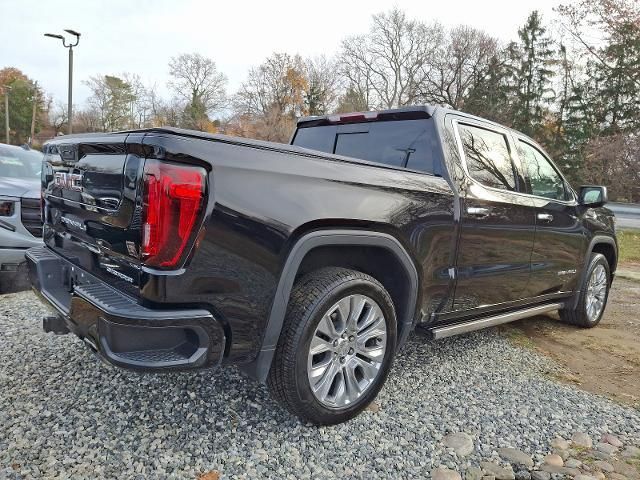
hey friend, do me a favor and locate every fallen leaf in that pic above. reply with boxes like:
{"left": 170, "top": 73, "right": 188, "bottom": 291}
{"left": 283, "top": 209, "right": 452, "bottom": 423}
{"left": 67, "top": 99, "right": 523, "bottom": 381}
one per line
{"left": 367, "top": 401, "right": 380, "bottom": 413}
{"left": 197, "top": 470, "right": 220, "bottom": 480}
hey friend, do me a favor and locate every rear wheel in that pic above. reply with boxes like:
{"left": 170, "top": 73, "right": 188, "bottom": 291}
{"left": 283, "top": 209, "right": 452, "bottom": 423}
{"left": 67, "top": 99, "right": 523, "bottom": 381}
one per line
{"left": 559, "top": 253, "right": 611, "bottom": 328}
{"left": 267, "top": 267, "right": 397, "bottom": 425}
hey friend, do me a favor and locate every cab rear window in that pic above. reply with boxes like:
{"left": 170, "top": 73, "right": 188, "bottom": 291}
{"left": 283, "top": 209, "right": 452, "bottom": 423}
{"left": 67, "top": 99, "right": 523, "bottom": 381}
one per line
{"left": 292, "top": 119, "right": 438, "bottom": 174}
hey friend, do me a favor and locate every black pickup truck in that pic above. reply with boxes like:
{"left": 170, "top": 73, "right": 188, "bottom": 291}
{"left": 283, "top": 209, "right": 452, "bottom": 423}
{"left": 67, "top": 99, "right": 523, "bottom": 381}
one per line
{"left": 27, "top": 105, "right": 617, "bottom": 424}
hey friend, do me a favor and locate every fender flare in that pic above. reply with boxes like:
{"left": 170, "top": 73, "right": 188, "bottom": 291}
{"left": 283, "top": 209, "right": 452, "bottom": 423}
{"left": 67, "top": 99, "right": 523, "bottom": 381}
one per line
{"left": 570, "top": 234, "right": 617, "bottom": 309}
{"left": 242, "top": 229, "right": 419, "bottom": 383}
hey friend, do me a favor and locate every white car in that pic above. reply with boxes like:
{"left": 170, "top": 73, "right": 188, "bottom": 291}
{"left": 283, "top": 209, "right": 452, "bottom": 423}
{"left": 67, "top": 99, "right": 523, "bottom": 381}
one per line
{"left": 0, "top": 144, "right": 43, "bottom": 293}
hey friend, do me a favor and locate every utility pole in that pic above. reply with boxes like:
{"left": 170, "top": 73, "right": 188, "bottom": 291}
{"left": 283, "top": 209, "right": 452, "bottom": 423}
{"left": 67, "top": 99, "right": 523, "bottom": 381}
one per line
{"left": 3, "top": 85, "right": 10, "bottom": 144}
{"left": 30, "top": 82, "right": 38, "bottom": 146}
{"left": 44, "top": 29, "right": 81, "bottom": 134}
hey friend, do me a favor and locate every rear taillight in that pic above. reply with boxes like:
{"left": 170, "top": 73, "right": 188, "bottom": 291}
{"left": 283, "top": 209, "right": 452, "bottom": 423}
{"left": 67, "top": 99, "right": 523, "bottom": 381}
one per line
{"left": 141, "top": 159, "right": 206, "bottom": 269}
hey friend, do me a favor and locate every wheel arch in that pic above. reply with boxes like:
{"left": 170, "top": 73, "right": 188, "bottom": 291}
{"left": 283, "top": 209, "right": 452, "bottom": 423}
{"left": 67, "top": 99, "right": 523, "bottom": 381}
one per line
{"left": 591, "top": 240, "right": 617, "bottom": 276}
{"left": 571, "top": 234, "right": 617, "bottom": 309}
{"left": 243, "top": 229, "right": 420, "bottom": 383}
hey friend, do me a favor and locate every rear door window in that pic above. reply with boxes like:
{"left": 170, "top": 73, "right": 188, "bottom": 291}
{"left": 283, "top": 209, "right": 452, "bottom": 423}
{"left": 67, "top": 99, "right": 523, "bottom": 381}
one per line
{"left": 292, "top": 119, "right": 437, "bottom": 174}
{"left": 457, "top": 123, "right": 517, "bottom": 191}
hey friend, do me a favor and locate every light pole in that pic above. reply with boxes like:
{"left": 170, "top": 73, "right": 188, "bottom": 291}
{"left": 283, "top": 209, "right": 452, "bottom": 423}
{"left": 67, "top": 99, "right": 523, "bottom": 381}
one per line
{"left": 2, "top": 85, "right": 10, "bottom": 144}
{"left": 44, "top": 29, "right": 80, "bottom": 134}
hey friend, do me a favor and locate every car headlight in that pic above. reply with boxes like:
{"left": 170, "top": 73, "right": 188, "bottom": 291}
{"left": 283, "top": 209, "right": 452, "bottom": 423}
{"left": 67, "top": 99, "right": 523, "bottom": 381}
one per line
{"left": 0, "top": 200, "right": 15, "bottom": 216}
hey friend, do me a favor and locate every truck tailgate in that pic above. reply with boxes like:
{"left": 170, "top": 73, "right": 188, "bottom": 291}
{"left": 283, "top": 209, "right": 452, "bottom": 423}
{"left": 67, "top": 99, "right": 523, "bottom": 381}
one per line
{"left": 42, "top": 133, "right": 145, "bottom": 291}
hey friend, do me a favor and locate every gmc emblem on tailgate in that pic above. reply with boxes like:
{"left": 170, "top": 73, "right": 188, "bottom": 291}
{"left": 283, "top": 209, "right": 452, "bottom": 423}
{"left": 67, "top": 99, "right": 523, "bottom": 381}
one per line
{"left": 54, "top": 172, "right": 83, "bottom": 192}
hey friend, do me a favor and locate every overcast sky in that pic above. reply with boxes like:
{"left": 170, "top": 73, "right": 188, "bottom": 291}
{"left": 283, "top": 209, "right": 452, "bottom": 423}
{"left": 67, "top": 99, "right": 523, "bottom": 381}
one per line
{"left": 0, "top": 0, "right": 561, "bottom": 107}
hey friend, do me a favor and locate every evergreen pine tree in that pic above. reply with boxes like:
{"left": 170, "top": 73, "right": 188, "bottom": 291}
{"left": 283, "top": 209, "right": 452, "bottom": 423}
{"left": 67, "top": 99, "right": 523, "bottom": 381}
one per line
{"left": 510, "top": 11, "right": 556, "bottom": 137}
{"left": 595, "top": 21, "right": 640, "bottom": 134}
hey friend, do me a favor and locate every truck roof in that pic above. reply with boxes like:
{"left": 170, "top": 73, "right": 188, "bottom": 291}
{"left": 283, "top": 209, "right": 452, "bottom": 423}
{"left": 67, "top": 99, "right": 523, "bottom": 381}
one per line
{"left": 296, "top": 105, "right": 438, "bottom": 128}
{"left": 296, "top": 105, "right": 527, "bottom": 139}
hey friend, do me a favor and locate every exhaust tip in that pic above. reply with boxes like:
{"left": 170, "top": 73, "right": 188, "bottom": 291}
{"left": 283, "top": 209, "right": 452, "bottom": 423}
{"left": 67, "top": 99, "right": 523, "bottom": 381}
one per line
{"left": 42, "top": 315, "right": 70, "bottom": 335}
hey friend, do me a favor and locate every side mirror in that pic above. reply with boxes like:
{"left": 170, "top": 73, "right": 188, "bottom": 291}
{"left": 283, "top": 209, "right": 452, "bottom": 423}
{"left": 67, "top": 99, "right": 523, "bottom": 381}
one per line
{"left": 579, "top": 185, "right": 608, "bottom": 207}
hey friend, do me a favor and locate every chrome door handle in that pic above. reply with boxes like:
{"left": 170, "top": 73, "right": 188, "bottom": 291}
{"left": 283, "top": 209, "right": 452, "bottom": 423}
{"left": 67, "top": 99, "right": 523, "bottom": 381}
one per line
{"left": 537, "top": 213, "right": 554, "bottom": 222}
{"left": 467, "top": 207, "right": 491, "bottom": 217}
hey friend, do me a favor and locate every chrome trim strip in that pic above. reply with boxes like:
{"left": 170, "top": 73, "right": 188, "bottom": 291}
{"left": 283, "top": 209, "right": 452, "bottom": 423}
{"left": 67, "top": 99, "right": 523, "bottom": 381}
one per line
{"left": 430, "top": 302, "right": 564, "bottom": 339}
{"left": 448, "top": 115, "right": 578, "bottom": 206}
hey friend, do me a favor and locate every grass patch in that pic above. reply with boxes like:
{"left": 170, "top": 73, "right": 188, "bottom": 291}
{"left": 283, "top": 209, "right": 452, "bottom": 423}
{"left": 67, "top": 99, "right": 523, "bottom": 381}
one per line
{"left": 618, "top": 228, "right": 640, "bottom": 263}
{"left": 626, "top": 458, "right": 640, "bottom": 474}
{"left": 574, "top": 446, "right": 589, "bottom": 453}
{"left": 500, "top": 326, "right": 536, "bottom": 349}
{"left": 548, "top": 370, "right": 582, "bottom": 385}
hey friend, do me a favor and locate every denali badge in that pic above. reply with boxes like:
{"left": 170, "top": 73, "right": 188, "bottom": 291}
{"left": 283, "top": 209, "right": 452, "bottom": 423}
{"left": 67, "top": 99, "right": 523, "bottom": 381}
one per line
{"left": 54, "top": 171, "right": 83, "bottom": 192}
{"left": 557, "top": 269, "right": 577, "bottom": 276}
{"left": 105, "top": 266, "right": 134, "bottom": 284}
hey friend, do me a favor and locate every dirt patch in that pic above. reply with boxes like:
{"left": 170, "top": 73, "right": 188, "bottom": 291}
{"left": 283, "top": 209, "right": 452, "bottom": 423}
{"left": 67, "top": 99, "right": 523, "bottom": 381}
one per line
{"left": 501, "top": 274, "right": 640, "bottom": 409}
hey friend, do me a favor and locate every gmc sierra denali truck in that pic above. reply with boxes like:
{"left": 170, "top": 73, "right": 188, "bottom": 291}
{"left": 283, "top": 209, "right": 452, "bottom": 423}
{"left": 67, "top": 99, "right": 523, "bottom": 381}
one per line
{"left": 27, "top": 105, "right": 617, "bottom": 425}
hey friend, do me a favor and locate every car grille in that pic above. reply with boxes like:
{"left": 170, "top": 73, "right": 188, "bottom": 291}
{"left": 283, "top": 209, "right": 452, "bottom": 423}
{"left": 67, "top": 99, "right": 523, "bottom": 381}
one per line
{"left": 20, "top": 197, "right": 43, "bottom": 238}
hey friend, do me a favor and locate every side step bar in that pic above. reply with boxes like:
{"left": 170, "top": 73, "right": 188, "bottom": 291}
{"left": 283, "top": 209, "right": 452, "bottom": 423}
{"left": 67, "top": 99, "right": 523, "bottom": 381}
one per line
{"left": 429, "top": 302, "right": 564, "bottom": 339}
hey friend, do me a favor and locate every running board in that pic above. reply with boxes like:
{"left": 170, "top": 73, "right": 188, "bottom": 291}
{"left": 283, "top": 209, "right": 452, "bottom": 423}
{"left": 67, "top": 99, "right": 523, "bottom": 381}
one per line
{"left": 429, "top": 302, "right": 564, "bottom": 339}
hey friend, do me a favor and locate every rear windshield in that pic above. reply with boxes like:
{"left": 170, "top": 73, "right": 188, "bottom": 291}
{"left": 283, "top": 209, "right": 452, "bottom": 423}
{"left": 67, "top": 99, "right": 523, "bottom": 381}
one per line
{"left": 0, "top": 146, "right": 42, "bottom": 179}
{"left": 292, "top": 119, "right": 438, "bottom": 174}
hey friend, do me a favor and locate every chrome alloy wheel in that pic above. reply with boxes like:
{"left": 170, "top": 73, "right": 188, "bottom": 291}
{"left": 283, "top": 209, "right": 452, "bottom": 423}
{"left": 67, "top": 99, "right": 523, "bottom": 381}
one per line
{"left": 586, "top": 264, "right": 607, "bottom": 322}
{"left": 306, "top": 294, "right": 387, "bottom": 408}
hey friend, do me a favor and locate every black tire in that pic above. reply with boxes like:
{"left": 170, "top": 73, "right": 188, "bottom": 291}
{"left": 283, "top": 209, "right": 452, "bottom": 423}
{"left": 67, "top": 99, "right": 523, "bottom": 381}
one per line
{"left": 559, "top": 253, "right": 611, "bottom": 328}
{"left": 267, "top": 267, "right": 397, "bottom": 425}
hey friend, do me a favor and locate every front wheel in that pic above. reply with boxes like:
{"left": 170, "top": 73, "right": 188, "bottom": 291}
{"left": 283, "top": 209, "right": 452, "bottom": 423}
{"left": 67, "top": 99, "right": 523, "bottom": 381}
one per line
{"left": 267, "top": 267, "right": 397, "bottom": 425}
{"left": 559, "top": 253, "right": 611, "bottom": 328}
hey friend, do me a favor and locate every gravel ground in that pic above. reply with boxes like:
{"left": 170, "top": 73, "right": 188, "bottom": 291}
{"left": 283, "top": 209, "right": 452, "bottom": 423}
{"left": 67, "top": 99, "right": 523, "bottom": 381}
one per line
{"left": 1, "top": 291, "right": 639, "bottom": 480}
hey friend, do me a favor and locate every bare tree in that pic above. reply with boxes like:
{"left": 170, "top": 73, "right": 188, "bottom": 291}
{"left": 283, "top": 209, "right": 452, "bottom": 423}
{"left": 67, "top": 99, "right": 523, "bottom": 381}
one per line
{"left": 161, "top": 97, "right": 183, "bottom": 128}
{"left": 233, "top": 53, "right": 308, "bottom": 141}
{"left": 84, "top": 74, "right": 136, "bottom": 131}
{"left": 235, "top": 53, "right": 307, "bottom": 117}
{"left": 74, "top": 107, "right": 102, "bottom": 133}
{"left": 583, "top": 132, "right": 640, "bottom": 201}
{"left": 304, "top": 55, "right": 342, "bottom": 115}
{"left": 84, "top": 75, "right": 109, "bottom": 130}
{"left": 335, "top": 86, "right": 370, "bottom": 113}
{"left": 168, "top": 53, "right": 227, "bottom": 118}
{"left": 141, "top": 84, "right": 180, "bottom": 128}
{"left": 49, "top": 101, "right": 68, "bottom": 135}
{"left": 144, "top": 83, "right": 163, "bottom": 126}
{"left": 339, "top": 38, "right": 375, "bottom": 111}
{"left": 122, "top": 73, "right": 148, "bottom": 128}
{"left": 339, "top": 8, "right": 443, "bottom": 109}
{"left": 420, "top": 25, "right": 498, "bottom": 109}
{"left": 557, "top": 0, "right": 640, "bottom": 88}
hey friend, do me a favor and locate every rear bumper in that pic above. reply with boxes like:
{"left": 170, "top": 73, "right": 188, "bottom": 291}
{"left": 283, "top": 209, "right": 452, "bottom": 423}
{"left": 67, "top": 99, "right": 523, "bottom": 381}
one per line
{"left": 26, "top": 246, "right": 226, "bottom": 371}
{"left": 0, "top": 247, "right": 30, "bottom": 269}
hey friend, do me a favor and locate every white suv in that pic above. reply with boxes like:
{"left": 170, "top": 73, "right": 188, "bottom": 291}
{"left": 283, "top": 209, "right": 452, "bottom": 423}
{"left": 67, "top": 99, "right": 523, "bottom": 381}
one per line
{"left": 0, "top": 144, "right": 43, "bottom": 293}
